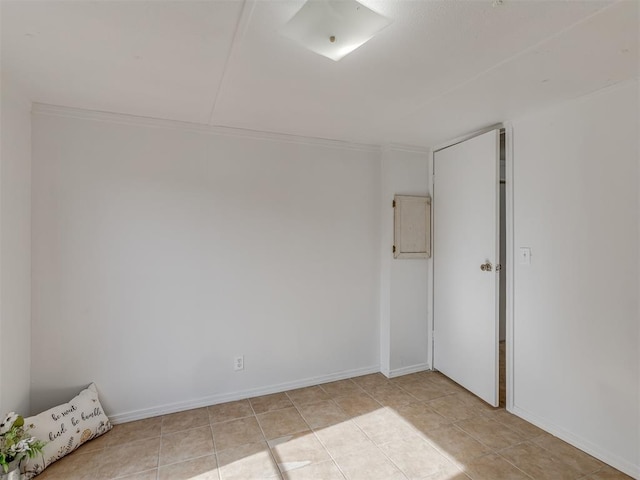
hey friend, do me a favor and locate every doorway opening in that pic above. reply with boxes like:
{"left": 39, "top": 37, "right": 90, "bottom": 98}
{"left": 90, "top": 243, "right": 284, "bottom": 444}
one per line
{"left": 432, "top": 127, "right": 502, "bottom": 406}
{"left": 499, "top": 130, "right": 506, "bottom": 407}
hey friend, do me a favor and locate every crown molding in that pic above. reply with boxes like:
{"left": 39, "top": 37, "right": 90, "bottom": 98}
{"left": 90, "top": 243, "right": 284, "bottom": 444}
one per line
{"left": 382, "top": 143, "right": 431, "bottom": 155}
{"left": 31, "top": 103, "right": 385, "bottom": 153}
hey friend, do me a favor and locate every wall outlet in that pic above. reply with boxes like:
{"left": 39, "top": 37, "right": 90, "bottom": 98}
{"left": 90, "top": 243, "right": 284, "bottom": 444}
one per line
{"left": 234, "top": 355, "right": 244, "bottom": 371}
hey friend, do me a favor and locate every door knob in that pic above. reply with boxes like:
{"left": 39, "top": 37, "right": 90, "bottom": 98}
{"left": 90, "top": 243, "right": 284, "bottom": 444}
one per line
{"left": 480, "top": 262, "right": 493, "bottom": 271}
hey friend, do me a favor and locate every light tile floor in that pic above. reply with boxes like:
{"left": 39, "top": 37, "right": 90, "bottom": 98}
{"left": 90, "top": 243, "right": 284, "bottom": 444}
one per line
{"left": 36, "top": 371, "right": 632, "bottom": 480}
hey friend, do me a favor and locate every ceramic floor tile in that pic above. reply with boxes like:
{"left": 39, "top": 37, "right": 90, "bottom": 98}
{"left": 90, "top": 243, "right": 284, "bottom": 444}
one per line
{"left": 455, "top": 415, "right": 526, "bottom": 450}
{"left": 351, "top": 373, "right": 392, "bottom": 391}
{"left": 380, "top": 435, "right": 456, "bottom": 480}
{"left": 400, "top": 383, "right": 455, "bottom": 402}
{"left": 33, "top": 450, "right": 104, "bottom": 480}
{"left": 68, "top": 430, "right": 113, "bottom": 455}
{"left": 389, "top": 372, "right": 425, "bottom": 384}
{"left": 211, "top": 416, "right": 264, "bottom": 451}
{"left": 33, "top": 372, "right": 633, "bottom": 480}
{"left": 585, "top": 466, "right": 635, "bottom": 480}
{"left": 531, "top": 433, "right": 604, "bottom": 475}
{"left": 331, "top": 392, "right": 381, "bottom": 418}
{"left": 250, "top": 393, "right": 293, "bottom": 414}
{"left": 424, "top": 373, "right": 465, "bottom": 391}
{"left": 257, "top": 407, "right": 310, "bottom": 440}
{"left": 482, "top": 409, "right": 545, "bottom": 439}
{"left": 217, "top": 441, "right": 281, "bottom": 480}
{"left": 367, "top": 385, "right": 417, "bottom": 408}
{"left": 313, "top": 419, "right": 376, "bottom": 459}
{"left": 319, "top": 379, "right": 364, "bottom": 398}
{"left": 159, "top": 425, "right": 214, "bottom": 466}
{"left": 297, "top": 400, "right": 349, "bottom": 429}
{"left": 208, "top": 400, "right": 254, "bottom": 424}
{"left": 282, "top": 460, "right": 345, "bottom": 480}
{"left": 461, "top": 453, "right": 531, "bottom": 480}
{"left": 499, "top": 442, "right": 582, "bottom": 480}
{"left": 158, "top": 454, "right": 218, "bottom": 480}
{"left": 428, "top": 394, "right": 482, "bottom": 422}
{"left": 334, "top": 446, "right": 406, "bottom": 480}
{"left": 420, "top": 424, "right": 492, "bottom": 464}
{"left": 268, "top": 432, "right": 331, "bottom": 472}
{"left": 162, "top": 407, "right": 210, "bottom": 435}
{"left": 113, "top": 469, "right": 158, "bottom": 480}
{"left": 394, "top": 402, "right": 451, "bottom": 433}
{"left": 285, "top": 386, "right": 330, "bottom": 406}
{"left": 389, "top": 373, "right": 427, "bottom": 388}
{"left": 95, "top": 437, "right": 161, "bottom": 480}
{"left": 421, "top": 466, "right": 472, "bottom": 480}
{"left": 105, "top": 417, "right": 162, "bottom": 447}
{"left": 453, "top": 389, "right": 496, "bottom": 414}
{"left": 354, "top": 407, "right": 417, "bottom": 445}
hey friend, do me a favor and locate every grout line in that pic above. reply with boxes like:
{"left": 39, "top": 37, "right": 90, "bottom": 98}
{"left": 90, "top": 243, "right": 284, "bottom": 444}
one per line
{"left": 280, "top": 389, "right": 327, "bottom": 475}
{"left": 209, "top": 412, "right": 254, "bottom": 425}
{"left": 246, "top": 394, "right": 282, "bottom": 478}
{"left": 161, "top": 422, "right": 213, "bottom": 437}
{"left": 309, "top": 420, "right": 350, "bottom": 480}
{"left": 156, "top": 450, "right": 218, "bottom": 470}
{"left": 522, "top": 436, "right": 605, "bottom": 478}
{"left": 108, "top": 467, "right": 160, "bottom": 480}
{"left": 209, "top": 423, "right": 222, "bottom": 480}
{"left": 347, "top": 408, "right": 412, "bottom": 480}
{"left": 493, "top": 452, "right": 538, "bottom": 480}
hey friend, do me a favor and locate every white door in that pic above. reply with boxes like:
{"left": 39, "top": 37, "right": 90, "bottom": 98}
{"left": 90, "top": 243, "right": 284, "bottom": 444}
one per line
{"left": 433, "top": 129, "right": 500, "bottom": 407}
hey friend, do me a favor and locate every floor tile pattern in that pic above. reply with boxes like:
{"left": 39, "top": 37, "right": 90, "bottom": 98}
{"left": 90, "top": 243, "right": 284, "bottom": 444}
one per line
{"left": 35, "top": 372, "right": 631, "bottom": 480}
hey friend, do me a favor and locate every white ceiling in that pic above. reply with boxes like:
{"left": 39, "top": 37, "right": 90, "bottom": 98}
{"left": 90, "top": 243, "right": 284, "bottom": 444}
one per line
{"left": 1, "top": 0, "right": 637, "bottom": 148}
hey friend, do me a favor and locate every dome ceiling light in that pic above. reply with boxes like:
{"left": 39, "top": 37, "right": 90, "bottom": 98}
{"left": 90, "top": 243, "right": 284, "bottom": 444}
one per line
{"left": 280, "top": 0, "right": 392, "bottom": 61}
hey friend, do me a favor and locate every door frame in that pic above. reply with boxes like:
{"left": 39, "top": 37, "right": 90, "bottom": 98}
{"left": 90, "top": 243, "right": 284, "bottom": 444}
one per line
{"left": 427, "top": 122, "right": 515, "bottom": 412}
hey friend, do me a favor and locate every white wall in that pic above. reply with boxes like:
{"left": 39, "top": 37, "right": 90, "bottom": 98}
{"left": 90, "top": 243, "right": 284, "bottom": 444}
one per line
{"left": 31, "top": 107, "right": 382, "bottom": 421}
{"left": 512, "top": 81, "right": 639, "bottom": 477}
{"left": 379, "top": 148, "right": 430, "bottom": 376}
{"left": 0, "top": 72, "right": 32, "bottom": 415}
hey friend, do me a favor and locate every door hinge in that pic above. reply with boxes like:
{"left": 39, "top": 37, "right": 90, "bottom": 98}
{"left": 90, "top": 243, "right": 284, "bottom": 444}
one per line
{"left": 392, "top": 199, "right": 396, "bottom": 208}
{"left": 392, "top": 245, "right": 396, "bottom": 253}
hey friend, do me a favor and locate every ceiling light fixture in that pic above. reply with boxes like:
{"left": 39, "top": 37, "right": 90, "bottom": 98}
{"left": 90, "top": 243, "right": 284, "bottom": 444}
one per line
{"left": 279, "top": 0, "right": 392, "bottom": 61}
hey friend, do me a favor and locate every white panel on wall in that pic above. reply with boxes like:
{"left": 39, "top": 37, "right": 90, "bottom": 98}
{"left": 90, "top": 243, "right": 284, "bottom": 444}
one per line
{"left": 31, "top": 108, "right": 382, "bottom": 419}
{"left": 512, "top": 80, "right": 639, "bottom": 477}
{"left": 393, "top": 195, "right": 431, "bottom": 259}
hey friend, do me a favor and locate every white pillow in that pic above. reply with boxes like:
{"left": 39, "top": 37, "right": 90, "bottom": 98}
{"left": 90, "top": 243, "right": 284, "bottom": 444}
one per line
{"left": 22, "top": 383, "right": 112, "bottom": 479}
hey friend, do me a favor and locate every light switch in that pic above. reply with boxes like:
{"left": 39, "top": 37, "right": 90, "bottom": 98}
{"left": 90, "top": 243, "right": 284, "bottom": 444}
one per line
{"left": 519, "top": 247, "right": 531, "bottom": 265}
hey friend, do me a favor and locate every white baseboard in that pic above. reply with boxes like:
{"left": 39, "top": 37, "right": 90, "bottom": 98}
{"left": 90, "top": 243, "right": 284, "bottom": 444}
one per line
{"left": 386, "top": 363, "right": 431, "bottom": 378}
{"left": 510, "top": 404, "right": 639, "bottom": 480}
{"left": 110, "top": 364, "right": 380, "bottom": 424}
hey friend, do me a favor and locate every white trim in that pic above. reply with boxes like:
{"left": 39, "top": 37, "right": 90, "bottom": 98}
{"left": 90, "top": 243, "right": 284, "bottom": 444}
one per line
{"left": 426, "top": 151, "right": 435, "bottom": 371}
{"left": 109, "top": 364, "right": 380, "bottom": 424}
{"left": 383, "top": 143, "right": 431, "bottom": 155}
{"left": 432, "top": 123, "right": 504, "bottom": 153}
{"left": 378, "top": 149, "right": 392, "bottom": 378}
{"left": 511, "top": 405, "right": 640, "bottom": 479}
{"left": 504, "top": 122, "right": 515, "bottom": 412}
{"left": 31, "top": 103, "right": 382, "bottom": 153}
{"left": 386, "top": 363, "right": 431, "bottom": 379}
